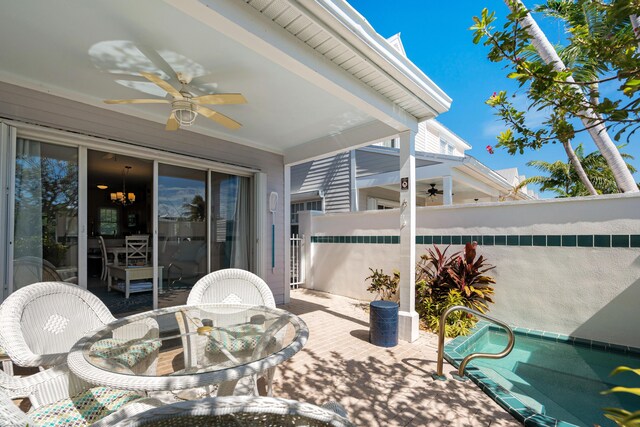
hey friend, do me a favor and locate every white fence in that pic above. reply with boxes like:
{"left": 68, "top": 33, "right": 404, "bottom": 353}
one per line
{"left": 290, "top": 234, "right": 304, "bottom": 288}
{"left": 297, "top": 194, "right": 640, "bottom": 348}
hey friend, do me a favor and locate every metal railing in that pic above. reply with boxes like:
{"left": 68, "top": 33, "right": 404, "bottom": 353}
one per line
{"left": 290, "top": 234, "right": 304, "bottom": 289}
{"left": 435, "top": 305, "right": 515, "bottom": 379}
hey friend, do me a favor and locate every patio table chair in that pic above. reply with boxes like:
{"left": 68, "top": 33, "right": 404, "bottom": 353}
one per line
{"left": 0, "top": 385, "right": 163, "bottom": 427}
{"left": 184, "top": 269, "right": 279, "bottom": 396}
{"left": 125, "top": 235, "right": 149, "bottom": 267}
{"left": 0, "top": 282, "right": 159, "bottom": 402}
{"left": 111, "top": 396, "right": 354, "bottom": 426}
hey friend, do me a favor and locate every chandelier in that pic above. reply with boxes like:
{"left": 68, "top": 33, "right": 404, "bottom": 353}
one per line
{"left": 110, "top": 166, "right": 136, "bottom": 206}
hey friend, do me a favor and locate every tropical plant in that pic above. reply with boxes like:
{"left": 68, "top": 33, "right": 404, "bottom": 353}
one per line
{"left": 421, "top": 289, "right": 477, "bottom": 337}
{"left": 471, "top": 0, "right": 640, "bottom": 193}
{"left": 518, "top": 144, "right": 638, "bottom": 196}
{"left": 416, "top": 242, "right": 496, "bottom": 337}
{"left": 602, "top": 366, "right": 640, "bottom": 426}
{"left": 365, "top": 268, "right": 399, "bottom": 302}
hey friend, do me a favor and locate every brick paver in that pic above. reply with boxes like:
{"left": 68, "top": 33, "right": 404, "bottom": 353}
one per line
{"left": 274, "top": 289, "right": 519, "bottom": 427}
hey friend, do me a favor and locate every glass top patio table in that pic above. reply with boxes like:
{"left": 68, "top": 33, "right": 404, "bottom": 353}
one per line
{"left": 67, "top": 304, "right": 308, "bottom": 392}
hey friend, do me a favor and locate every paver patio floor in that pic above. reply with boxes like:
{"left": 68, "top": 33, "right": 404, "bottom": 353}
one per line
{"left": 274, "top": 288, "right": 519, "bottom": 426}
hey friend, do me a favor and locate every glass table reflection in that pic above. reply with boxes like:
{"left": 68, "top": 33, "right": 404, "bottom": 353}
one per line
{"left": 67, "top": 304, "right": 308, "bottom": 393}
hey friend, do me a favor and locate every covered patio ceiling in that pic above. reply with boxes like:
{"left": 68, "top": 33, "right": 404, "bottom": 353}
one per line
{"left": 0, "top": 0, "right": 450, "bottom": 165}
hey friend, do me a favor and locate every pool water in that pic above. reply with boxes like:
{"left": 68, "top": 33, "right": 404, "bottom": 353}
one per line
{"left": 452, "top": 328, "right": 640, "bottom": 426}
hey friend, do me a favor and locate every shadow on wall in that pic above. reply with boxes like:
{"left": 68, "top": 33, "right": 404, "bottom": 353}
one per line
{"left": 571, "top": 275, "right": 640, "bottom": 348}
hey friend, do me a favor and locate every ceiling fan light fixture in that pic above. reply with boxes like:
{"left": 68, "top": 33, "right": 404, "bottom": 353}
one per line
{"left": 172, "top": 100, "right": 198, "bottom": 127}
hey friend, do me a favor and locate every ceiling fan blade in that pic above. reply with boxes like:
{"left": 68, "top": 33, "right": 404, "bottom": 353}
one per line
{"left": 165, "top": 112, "right": 180, "bottom": 131}
{"left": 198, "top": 106, "right": 242, "bottom": 130}
{"left": 104, "top": 99, "right": 169, "bottom": 104}
{"left": 192, "top": 93, "right": 247, "bottom": 105}
{"left": 140, "top": 72, "right": 182, "bottom": 99}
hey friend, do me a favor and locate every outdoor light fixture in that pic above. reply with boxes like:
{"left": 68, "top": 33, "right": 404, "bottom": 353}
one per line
{"left": 110, "top": 166, "right": 135, "bottom": 206}
{"left": 172, "top": 99, "right": 198, "bottom": 127}
{"left": 96, "top": 184, "right": 108, "bottom": 190}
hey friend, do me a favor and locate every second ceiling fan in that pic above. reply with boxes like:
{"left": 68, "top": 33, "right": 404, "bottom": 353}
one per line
{"left": 105, "top": 71, "right": 246, "bottom": 131}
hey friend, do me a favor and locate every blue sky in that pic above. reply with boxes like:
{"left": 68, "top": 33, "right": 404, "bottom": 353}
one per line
{"left": 347, "top": 0, "right": 639, "bottom": 197}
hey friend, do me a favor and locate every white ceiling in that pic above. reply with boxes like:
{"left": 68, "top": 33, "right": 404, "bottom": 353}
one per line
{"left": 0, "top": 0, "right": 378, "bottom": 153}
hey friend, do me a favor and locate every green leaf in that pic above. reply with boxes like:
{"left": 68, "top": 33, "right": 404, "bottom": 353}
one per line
{"left": 602, "top": 386, "right": 640, "bottom": 397}
{"left": 610, "top": 366, "right": 640, "bottom": 377}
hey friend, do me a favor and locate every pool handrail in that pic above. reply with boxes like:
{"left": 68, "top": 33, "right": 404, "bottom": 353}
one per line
{"left": 435, "top": 305, "right": 515, "bottom": 379}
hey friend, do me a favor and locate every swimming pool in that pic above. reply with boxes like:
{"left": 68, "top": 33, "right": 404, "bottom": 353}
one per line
{"left": 445, "top": 323, "right": 640, "bottom": 427}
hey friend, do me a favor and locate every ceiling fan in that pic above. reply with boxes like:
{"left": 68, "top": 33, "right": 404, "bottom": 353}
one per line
{"left": 427, "top": 183, "right": 443, "bottom": 199}
{"left": 104, "top": 72, "right": 246, "bottom": 131}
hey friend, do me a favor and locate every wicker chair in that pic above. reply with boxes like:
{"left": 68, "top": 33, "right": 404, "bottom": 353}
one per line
{"left": 187, "top": 268, "right": 276, "bottom": 307}
{"left": 111, "top": 396, "right": 354, "bottom": 427}
{"left": 0, "top": 282, "right": 159, "bottom": 403}
{"left": 184, "top": 269, "right": 278, "bottom": 396}
{"left": 0, "top": 386, "right": 163, "bottom": 427}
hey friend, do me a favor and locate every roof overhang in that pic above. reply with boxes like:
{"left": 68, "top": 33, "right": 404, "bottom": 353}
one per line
{"left": 0, "top": 0, "right": 451, "bottom": 166}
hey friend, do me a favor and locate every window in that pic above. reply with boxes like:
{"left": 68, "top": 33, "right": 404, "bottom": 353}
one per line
{"left": 99, "top": 208, "right": 118, "bottom": 236}
{"left": 379, "top": 138, "right": 398, "bottom": 148}
{"left": 440, "top": 138, "right": 455, "bottom": 155}
{"left": 290, "top": 199, "right": 323, "bottom": 234}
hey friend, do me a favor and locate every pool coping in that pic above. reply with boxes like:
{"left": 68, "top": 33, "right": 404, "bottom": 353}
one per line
{"left": 444, "top": 322, "right": 640, "bottom": 427}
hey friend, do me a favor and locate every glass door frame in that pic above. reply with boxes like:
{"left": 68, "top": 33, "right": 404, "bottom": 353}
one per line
{"left": 1, "top": 120, "right": 262, "bottom": 309}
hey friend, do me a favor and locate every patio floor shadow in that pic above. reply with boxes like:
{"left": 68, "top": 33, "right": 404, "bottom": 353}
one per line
{"left": 275, "top": 289, "right": 519, "bottom": 427}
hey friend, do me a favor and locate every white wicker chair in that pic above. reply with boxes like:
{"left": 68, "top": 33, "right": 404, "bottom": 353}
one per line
{"left": 184, "top": 269, "right": 278, "bottom": 396}
{"left": 187, "top": 268, "right": 276, "bottom": 307}
{"left": 0, "top": 386, "right": 163, "bottom": 427}
{"left": 0, "top": 282, "right": 159, "bottom": 402}
{"left": 111, "top": 396, "right": 354, "bottom": 427}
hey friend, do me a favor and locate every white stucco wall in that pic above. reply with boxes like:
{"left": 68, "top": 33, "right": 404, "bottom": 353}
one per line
{"left": 300, "top": 194, "right": 640, "bottom": 347}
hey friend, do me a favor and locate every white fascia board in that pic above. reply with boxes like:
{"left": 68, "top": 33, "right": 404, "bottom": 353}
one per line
{"left": 284, "top": 120, "right": 398, "bottom": 166}
{"left": 301, "top": 0, "right": 452, "bottom": 117}
{"left": 450, "top": 169, "right": 501, "bottom": 197}
{"left": 171, "top": 0, "right": 418, "bottom": 135}
{"left": 357, "top": 162, "right": 457, "bottom": 189}
{"left": 359, "top": 145, "right": 466, "bottom": 163}
{"left": 428, "top": 119, "right": 472, "bottom": 150}
{"left": 459, "top": 157, "right": 534, "bottom": 200}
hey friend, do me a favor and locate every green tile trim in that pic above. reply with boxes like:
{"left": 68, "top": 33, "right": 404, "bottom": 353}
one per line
{"left": 547, "top": 235, "right": 561, "bottom": 247}
{"left": 612, "top": 235, "right": 629, "bottom": 248}
{"left": 532, "top": 235, "right": 546, "bottom": 246}
{"left": 578, "top": 235, "right": 593, "bottom": 247}
{"left": 311, "top": 234, "right": 640, "bottom": 249}
{"left": 594, "top": 234, "right": 611, "bottom": 247}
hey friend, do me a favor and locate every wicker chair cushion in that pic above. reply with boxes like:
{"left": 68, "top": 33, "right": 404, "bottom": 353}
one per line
{"left": 205, "top": 325, "right": 263, "bottom": 354}
{"left": 135, "top": 413, "right": 335, "bottom": 426}
{"left": 90, "top": 338, "right": 161, "bottom": 367}
{"left": 29, "top": 386, "right": 143, "bottom": 427}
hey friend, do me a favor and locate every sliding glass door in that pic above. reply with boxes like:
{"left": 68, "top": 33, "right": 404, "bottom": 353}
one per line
{"left": 157, "top": 164, "right": 207, "bottom": 308}
{"left": 210, "top": 172, "right": 252, "bottom": 272}
{"left": 13, "top": 139, "right": 78, "bottom": 289}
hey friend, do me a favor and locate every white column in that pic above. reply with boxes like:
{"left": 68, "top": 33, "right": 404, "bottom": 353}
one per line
{"left": 283, "top": 165, "right": 291, "bottom": 304}
{"left": 349, "top": 150, "right": 359, "bottom": 211}
{"left": 442, "top": 175, "right": 453, "bottom": 205}
{"left": 398, "top": 130, "right": 419, "bottom": 342}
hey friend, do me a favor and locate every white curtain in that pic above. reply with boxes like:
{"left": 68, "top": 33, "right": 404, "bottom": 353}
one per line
{"left": 230, "top": 176, "right": 250, "bottom": 270}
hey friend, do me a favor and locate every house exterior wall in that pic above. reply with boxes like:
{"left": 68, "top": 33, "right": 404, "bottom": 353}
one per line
{"left": 0, "top": 82, "right": 288, "bottom": 303}
{"left": 299, "top": 194, "right": 640, "bottom": 348}
{"left": 290, "top": 152, "right": 351, "bottom": 212}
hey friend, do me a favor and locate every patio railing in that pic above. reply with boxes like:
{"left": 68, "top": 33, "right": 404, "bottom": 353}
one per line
{"left": 290, "top": 234, "right": 304, "bottom": 289}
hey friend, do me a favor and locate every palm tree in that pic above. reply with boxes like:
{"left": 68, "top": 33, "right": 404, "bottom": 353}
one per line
{"left": 518, "top": 144, "right": 637, "bottom": 197}
{"left": 504, "top": 0, "right": 639, "bottom": 193}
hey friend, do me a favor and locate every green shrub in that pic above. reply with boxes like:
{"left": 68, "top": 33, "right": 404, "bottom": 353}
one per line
{"left": 366, "top": 242, "right": 495, "bottom": 337}
{"left": 416, "top": 242, "right": 495, "bottom": 337}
